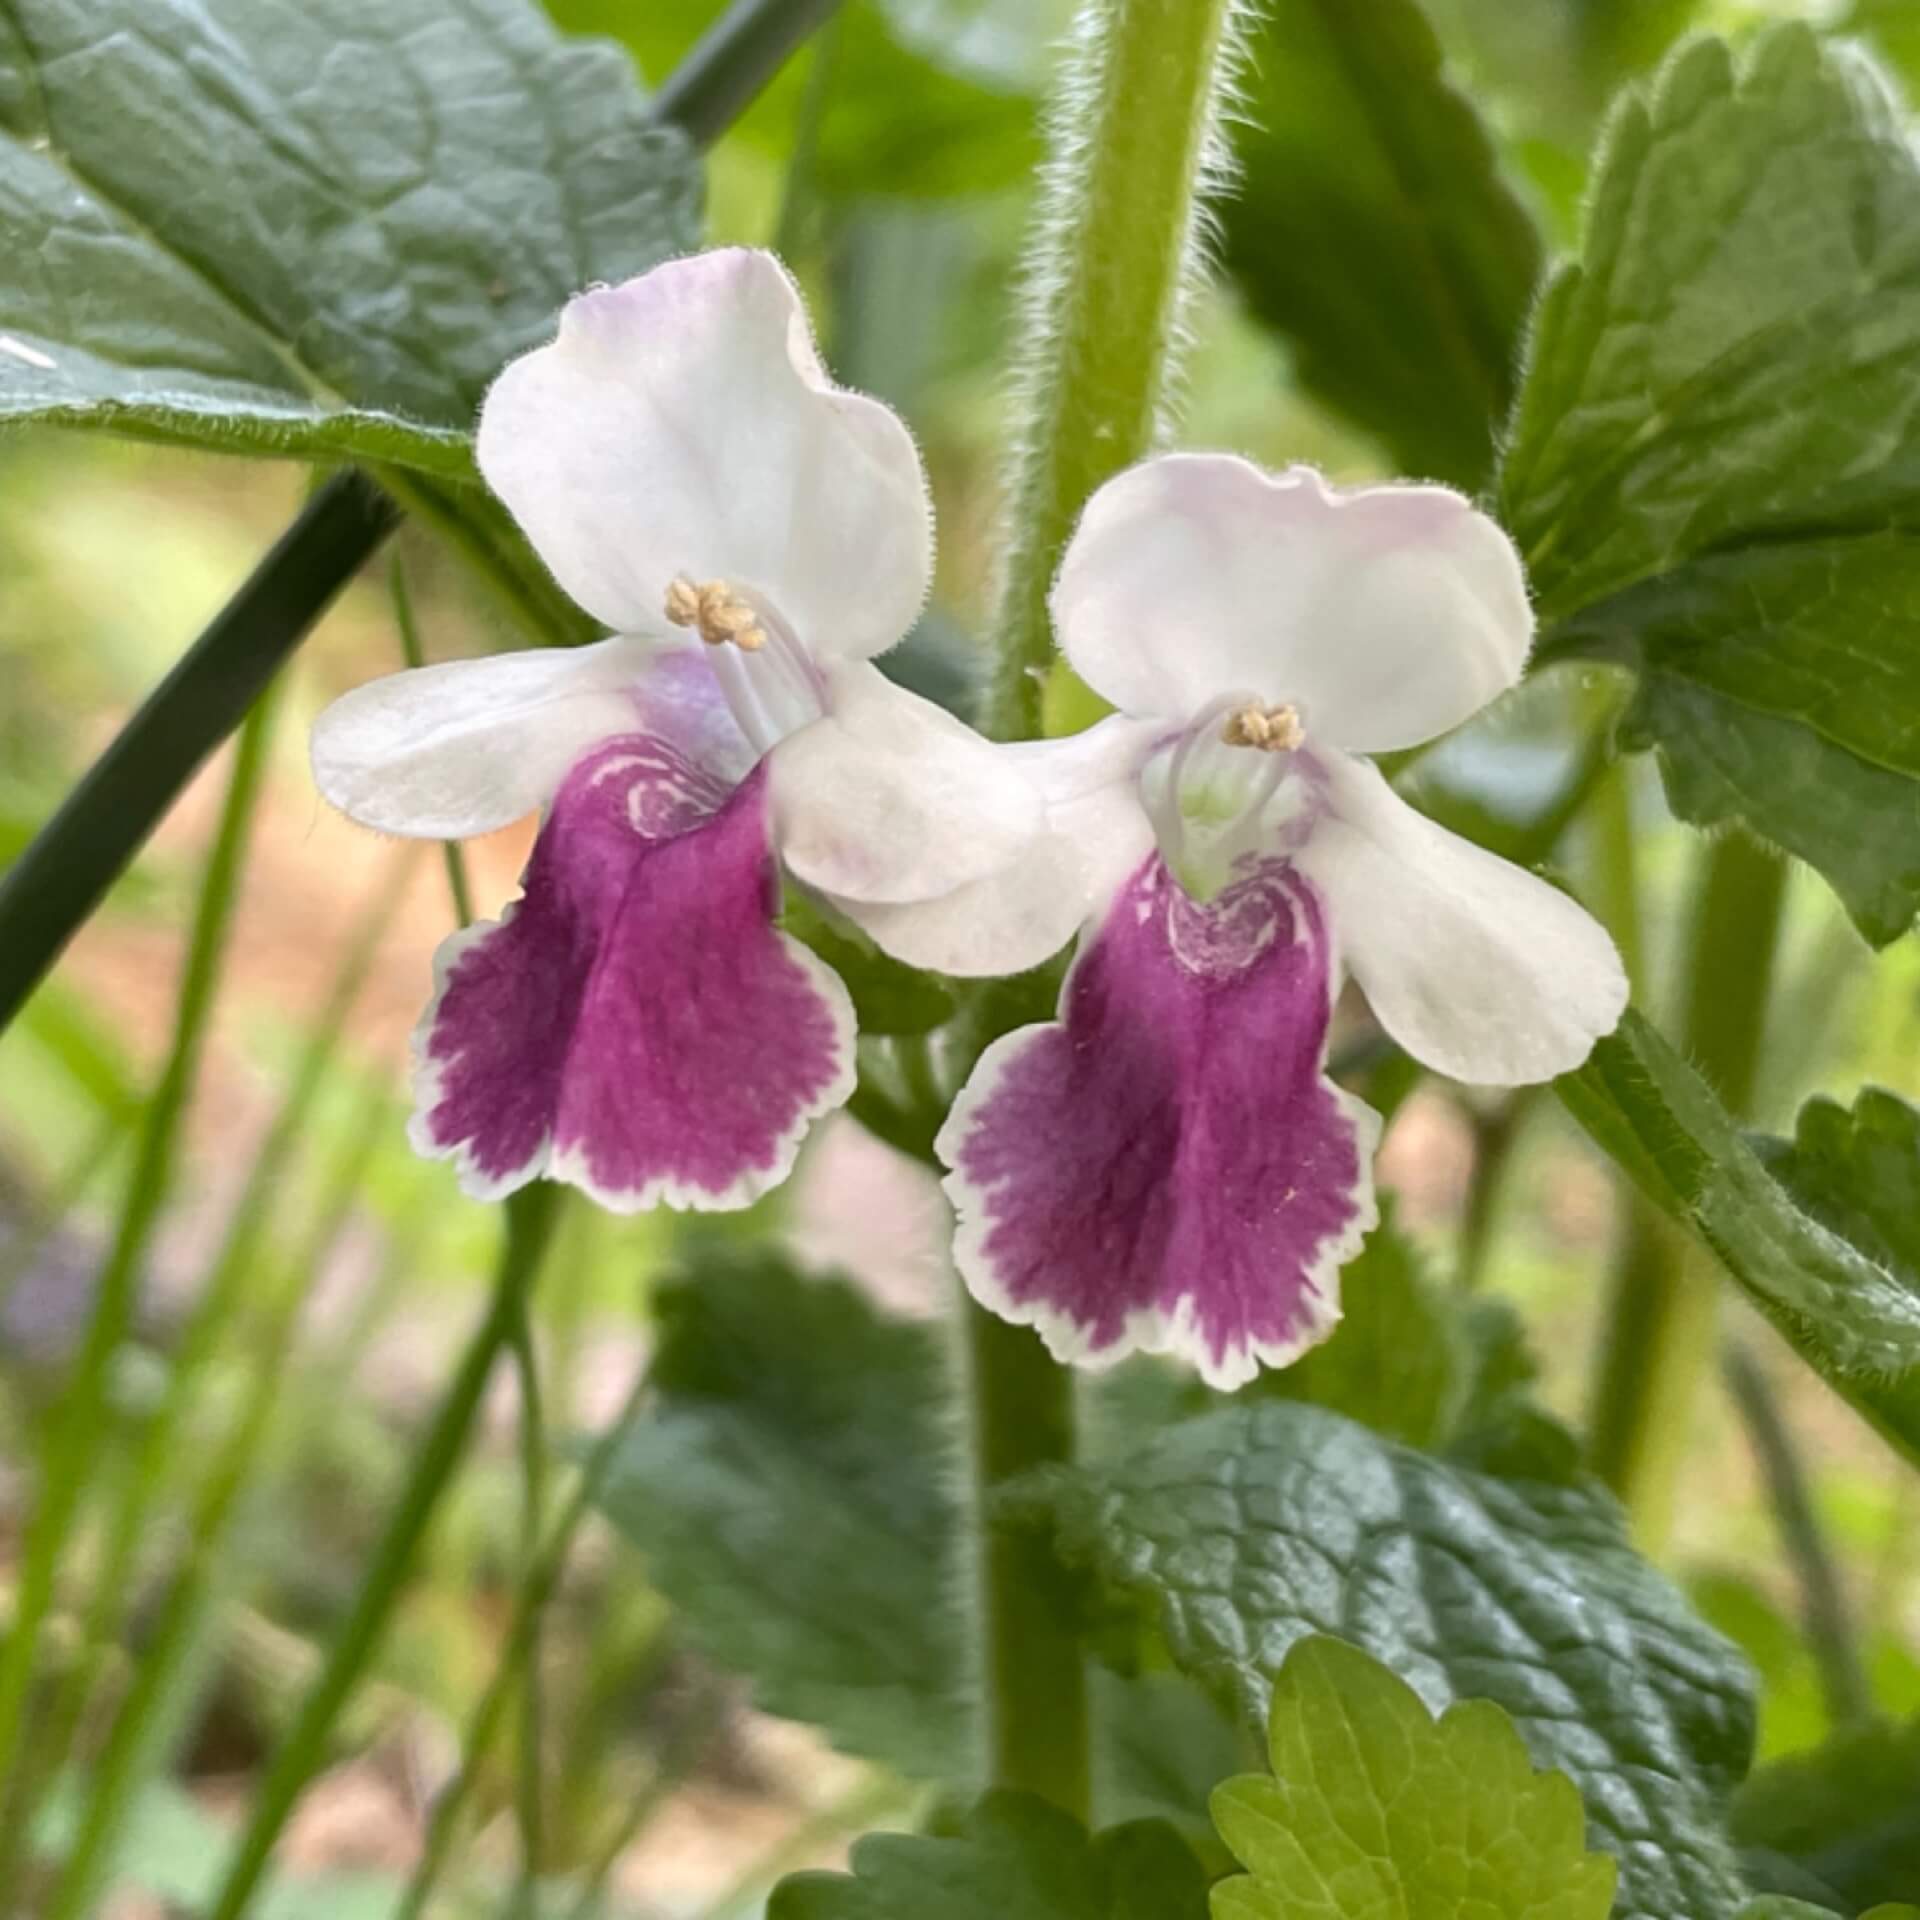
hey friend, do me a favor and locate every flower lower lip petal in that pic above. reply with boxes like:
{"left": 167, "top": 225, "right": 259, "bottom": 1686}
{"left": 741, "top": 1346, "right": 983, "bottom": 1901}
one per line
{"left": 411, "top": 744, "right": 854, "bottom": 1211}
{"left": 938, "top": 852, "right": 1379, "bottom": 1389}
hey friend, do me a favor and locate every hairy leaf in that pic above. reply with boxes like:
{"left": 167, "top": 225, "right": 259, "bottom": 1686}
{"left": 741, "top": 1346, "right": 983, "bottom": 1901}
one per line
{"left": 1011, "top": 1398, "right": 1755, "bottom": 1920}
{"left": 771, "top": 1795, "right": 1208, "bottom": 1920}
{"left": 0, "top": 0, "right": 699, "bottom": 467}
{"left": 1560, "top": 1016, "right": 1920, "bottom": 1466}
{"left": 1211, "top": 1636, "right": 1616, "bottom": 1920}
{"left": 1222, "top": 0, "right": 1540, "bottom": 488}
{"left": 1500, "top": 29, "right": 1920, "bottom": 940}
{"left": 589, "top": 1252, "right": 972, "bottom": 1778}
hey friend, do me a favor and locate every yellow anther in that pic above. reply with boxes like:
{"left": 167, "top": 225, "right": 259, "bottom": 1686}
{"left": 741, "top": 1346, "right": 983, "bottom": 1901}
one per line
{"left": 664, "top": 576, "right": 766, "bottom": 651}
{"left": 1220, "top": 702, "right": 1304, "bottom": 752}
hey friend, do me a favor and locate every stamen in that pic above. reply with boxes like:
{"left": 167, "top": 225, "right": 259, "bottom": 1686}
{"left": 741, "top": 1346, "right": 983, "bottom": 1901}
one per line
{"left": 664, "top": 576, "right": 766, "bottom": 651}
{"left": 1221, "top": 702, "right": 1304, "bottom": 753}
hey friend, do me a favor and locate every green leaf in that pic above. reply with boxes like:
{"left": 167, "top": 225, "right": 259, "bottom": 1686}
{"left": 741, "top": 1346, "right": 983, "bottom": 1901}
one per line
{"left": 0, "top": 0, "right": 699, "bottom": 467}
{"left": 1559, "top": 1015, "right": 1920, "bottom": 1466}
{"left": 1499, "top": 28, "right": 1920, "bottom": 941}
{"left": 1011, "top": 1398, "right": 1756, "bottom": 1920}
{"left": 553, "top": 0, "right": 1043, "bottom": 199}
{"left": 1741, "top": 1906, "right": 1920, "bottom": 1920}
{"left": 1221, "top": 0, "right": 1541, "bottom": 488}
{"left": 589, "top": 1250, "right": 972, "bottom": 1778}
{"left": 1845, "top": 0, "right": 1920, "bottom": 93}
{"left": 1733, "top": 1715, "right": 1920, "bottom": 1912}
{"left": 769, "top": 1794, "right": 1209, "bottom": 1920}
{"left": 1210, "top": 1636, "right": 1617, "bottom": 1920}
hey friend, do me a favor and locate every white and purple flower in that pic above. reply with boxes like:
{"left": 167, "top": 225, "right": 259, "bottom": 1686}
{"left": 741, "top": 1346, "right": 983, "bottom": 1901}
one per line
{"left": 311, "top": 249, "right": 1041, "bottom": 1213}
{"left": 938, "top": 455, "right": 1629, "bottom": 1389}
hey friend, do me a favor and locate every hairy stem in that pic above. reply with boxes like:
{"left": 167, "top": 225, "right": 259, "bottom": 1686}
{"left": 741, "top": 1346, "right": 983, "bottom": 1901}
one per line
{"left": 980, "top": 0, "right": 1244, "bottom": 743}
{"left": 959, "top": 0, "right": 1246, "bottom": 1817}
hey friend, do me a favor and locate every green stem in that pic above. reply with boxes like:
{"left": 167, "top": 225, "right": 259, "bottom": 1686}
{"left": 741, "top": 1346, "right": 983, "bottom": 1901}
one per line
{"left": 958, "top": 0, "right": 1244, "bottom": 1818}
{"left": 963, "top": 1302, "right": 1089, "bottom": 1819}
{"left": 1588, "top": 830, "right": 1788, "bottom": 1540}
{"left": 1723, "top": 1340, "right": 1873, "bottom": 1729}
{"left": 508, "top": 1301, "right": 547, "bottom": 1906}
{"left": 203, "top": 1184, "right": 562, "bottom": 1920}
{"left": 648, "top": 0, "right": 845, "bottom": 149}
{"left": 0, "top": 694, "right": 277, "bottom": 1861}
{"left": 0, "top": 475, "right": 394, "bottom": 1031}
{"left": 1455, "top": 1094, "right": 1533, "bottom": 1292}
{"left": 981, "top": 0, "right": 1244, "bottom": 742}
{"left": 23, "top": 853, "right": 414, "bottom": 1854}
{"left": 395, "top": 1360, "right": 650, "bottom": 1920}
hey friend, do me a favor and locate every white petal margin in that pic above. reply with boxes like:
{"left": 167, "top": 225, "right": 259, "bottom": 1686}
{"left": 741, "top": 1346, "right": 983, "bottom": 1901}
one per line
{"left": 546, "top": 937, "right": 859, "bottom": 1214}
{"left": 833, "top": 716, "right": 1162, "bottom": 974}
{"left": 477, "top": 248, "right": 932, "bottom": 661}
{"left": 1052, "top": 455, "right": 1533, "bottom": 751}
{"left": 407, "top": 914, "right": 858, "bottom": 1213}
{"left": 768, "top": 662, "right": 1043, "bottom": 904}
{"left": 1297, "top": 752, "right": 1629, "bottom": 1087}
{"left": 936, "top": 1009, "right": 1380, "bottom": 1393}
{"left": 311, "top": 636, "right": 660, "bottom": 839}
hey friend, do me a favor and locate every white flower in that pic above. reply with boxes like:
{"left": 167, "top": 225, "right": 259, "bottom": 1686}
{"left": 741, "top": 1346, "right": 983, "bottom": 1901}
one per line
{"left": 310, "top": 248, "right": 1040, "bottom": 1213}
{"left": 933, "top": 454, "right": 1627, "bottom": 1388}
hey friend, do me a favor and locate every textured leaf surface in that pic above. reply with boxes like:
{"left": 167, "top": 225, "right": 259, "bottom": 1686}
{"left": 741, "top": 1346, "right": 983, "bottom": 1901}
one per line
{"left": 1222, "top": 0, "right": 1540, "bottom": 488}
{"left": 1499, "top": 29, "right": 1920, "bottom": 940}
{"left": 770, "top": 1795, "right": 1208, "bottom": 1920}
{"left": 1211, "top": 1636, "right": 1616, "bottom": 1920}
{"left": 1733, "top": 1716, "right": 1920, "bottom": 1911}
{"left": 1013, "top": 1398, "right": 1755, "bottom": 1920}
{"left": 0, "top": 0, "right": 699, "bottom": 466}
{"left": 590, "top": 1253, "right": 971, "bottom": 1779}
{"left": 1560, "top": 1016, "right": 1920, "bottom": 1466}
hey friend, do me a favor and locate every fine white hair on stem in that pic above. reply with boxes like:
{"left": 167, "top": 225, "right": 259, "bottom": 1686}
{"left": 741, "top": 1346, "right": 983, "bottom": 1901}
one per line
{"left": 982, "top": 0, "right": 1260, "bottom": 741}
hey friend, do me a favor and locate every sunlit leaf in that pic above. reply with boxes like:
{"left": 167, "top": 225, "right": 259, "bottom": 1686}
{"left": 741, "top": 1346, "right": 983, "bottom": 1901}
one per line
{"left": 1211, "top": 1636, "right": 1616, "bottom": 1920}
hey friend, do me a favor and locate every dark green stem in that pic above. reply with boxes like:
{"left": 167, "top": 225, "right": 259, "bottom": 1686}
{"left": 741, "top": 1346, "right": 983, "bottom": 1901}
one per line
{"left": 963, "top": 1302, "right": 1089, "bottom": 1819}
{"left": 0, "top": 475, "right": 394, "bottom": 1032}
{"left": 1723, "top": 1340, "right": 1873, "bottom": 1729}
{"left": 648, "top": 0, "right": 845, "bottom": 148}
{"left": 204, "top": 1185, "right": 561, "bottom": 1920}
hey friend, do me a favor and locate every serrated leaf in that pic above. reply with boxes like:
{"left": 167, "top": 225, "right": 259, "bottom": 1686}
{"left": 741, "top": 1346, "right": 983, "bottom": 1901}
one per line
{"left": 769, "top": 1794, "right": 1208, "bottom": 1920}
{"left": 1011, "top": 1398, "right": 1755, "bottom": 1920}
{"left": 1734, "top": 1714, "right": 1920, "bottom": 1911}
{"left": 589, "top": 1251, "right": 972, "bottom": 1778}
{"left": 0, "top": 0, "right": 699, "bottom": 467}
{"left": 1499, "top": 28, "right": 1920, "bottom": 941}
{"left": 1210, "top": 1636, "right": 1616, "bottom": 1920}
{"left": 1222, "top": 0, "right": 1541, "bottom": 488}
{"left": 1559, "top": 1015, "right": 1920, "bottom": 1467}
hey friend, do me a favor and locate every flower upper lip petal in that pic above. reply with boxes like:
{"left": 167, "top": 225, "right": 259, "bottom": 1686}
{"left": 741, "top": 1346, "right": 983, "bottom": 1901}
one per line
{"left": 1049, "top": 452, "right": 1533, "bottom": 752}
{"left": 476, "top": 247, "right": 933, "bottom": 666}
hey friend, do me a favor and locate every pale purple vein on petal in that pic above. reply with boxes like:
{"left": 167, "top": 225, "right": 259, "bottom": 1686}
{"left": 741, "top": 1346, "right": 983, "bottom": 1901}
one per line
{"left": 940, "top": 855, "right": 1379, "bottom": 1388}
{"left": 411, "top": 741, "right": 854, "bottom": 1211}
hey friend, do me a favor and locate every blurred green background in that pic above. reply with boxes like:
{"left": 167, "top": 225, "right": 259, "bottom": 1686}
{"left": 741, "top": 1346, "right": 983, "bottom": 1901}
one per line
{"left": 3, "top": 0, "right": 1919, "bottom": 1913}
